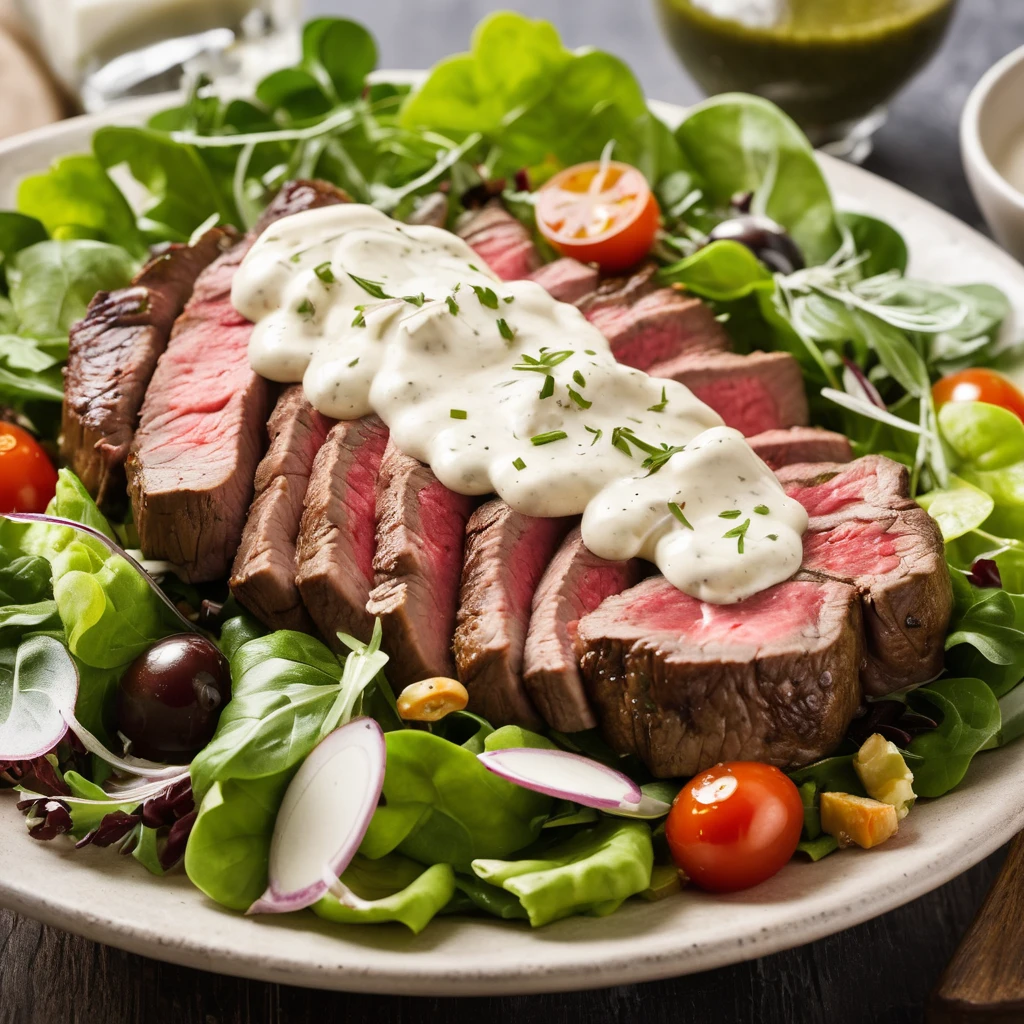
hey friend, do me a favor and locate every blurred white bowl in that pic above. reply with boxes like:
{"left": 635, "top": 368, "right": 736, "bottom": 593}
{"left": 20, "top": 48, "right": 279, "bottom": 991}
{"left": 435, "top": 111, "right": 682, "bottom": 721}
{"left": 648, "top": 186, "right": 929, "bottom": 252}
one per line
{"left": 962, "top": 43, "right": 1024, "bottom": 262}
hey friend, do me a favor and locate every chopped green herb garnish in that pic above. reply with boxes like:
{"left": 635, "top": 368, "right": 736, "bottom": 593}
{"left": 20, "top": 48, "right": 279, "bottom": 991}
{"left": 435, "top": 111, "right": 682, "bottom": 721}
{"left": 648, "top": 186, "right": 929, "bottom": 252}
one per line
{"left": 403, "top": 292, "right": 426, "bottom": 306}
{"left": 531, "top": 430, "right": 568, "bottom": 446}
{"left": 667, "top": 502, "right": 694, "bottom": 530}
{"left": 348, "top": 357, "right": 359, "bottom": 368}
{"left": 512, "top": 350, "right": 573, "bottom": 373}
{"left": 573, "top": 370, "right": 586, "bottom": 388}
{"left": 723, "top": 518, "right": 751, "bottom": 554}
{"left": 351, "top": 307, "right": 366, "bottom": 328}
{"left": 503, "top": 295, "right": 515, "bottom": 304}
{"left": 297, "top": 298, "right": 315, "bottom": 318}
{"left": 314, "top": 261, "right": 335, "bottom": 284}
{"left": 584, "top": 349, "right": 596, "bottom": 355}
{"left": 471, "top": 284, "right": 499, "bottom": 309}
{"left": 513, "top": 457, "right": 526, "bottom": 471}
{"left": 469, "top": 263, "right": 480, "bottom": 272}
{"left": 754, "top": 504, "right": 770, "bottom": 515}
{"left": 768, "top": 533, "right": 778, "bottom": 541}
{"left": 567, "top": 387, "right": 592, "bottom": 410}
{"left": 446, "top": 295, "right": 460, "bottom": 315}
{"left": 585, "top": 425, "right": 603, "bottom": 446}
{"left": 347, "top": 273, "right": 391, "bottom": 299}
{"left": 450, "top": 409, "right": 468, "bottom": 420}
{"left": 497, "top": 317, "right": 515, "bottom": 341}
{"left": 719, "top": 510, "right": 742, "bottom": 519}
{"left": 648, "top": 387, "right": 668, "bottom": 413}
{"left": 290, "top": 252, "right": 302, "bottom": 263}
{"left": 539, "top": 374, "right": 555, "bottom": 400}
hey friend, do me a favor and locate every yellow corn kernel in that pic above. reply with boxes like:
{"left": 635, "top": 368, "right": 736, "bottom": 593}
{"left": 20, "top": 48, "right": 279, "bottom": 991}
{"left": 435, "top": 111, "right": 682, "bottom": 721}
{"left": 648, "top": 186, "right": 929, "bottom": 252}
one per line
{"left": 820, "top": 791, "right": 899, "bottom": 850}
{"left": 397, "top": 677, "right": 469, "bottom": 722}
{"left": 854, "top": 732, "right": 916, "bottom": 820}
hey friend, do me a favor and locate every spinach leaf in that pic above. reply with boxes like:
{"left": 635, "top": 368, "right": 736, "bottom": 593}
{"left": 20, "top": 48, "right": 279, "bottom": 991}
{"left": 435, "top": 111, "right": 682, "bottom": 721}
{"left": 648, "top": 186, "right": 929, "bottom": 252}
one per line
{"left": 789, "top": 755, "right": 867, "bottom": 798}
{"left": 300, "top": 17, "right": 378, "bottom": 106}
{"left": 453, "top": 873, "right": 530, "bottom": 919}
{"left": 838, "top": 211, "right": 908, "bottom": 277}
{"left": 313, "top": 855, "right": 456, "bottom": 934}
{"left": 359, "top": 729, "right": 551, "bottom": 871}
{"left": 659, "top": 240, "right": 773, "bottom": 302}
{"left": 944, "top": 584, "right": 1024, "bottom": 698}
{"left": 471, "top": 819, "right": 653, "bottom": 927}
{"left": 917, "top": 476, "right": 995, "bottom": 542}
{"left": 940, "top": 401, "right": 1024, "bottom": 472}
{"left": 0, "top": 212, "right": 47, "bottom": 284}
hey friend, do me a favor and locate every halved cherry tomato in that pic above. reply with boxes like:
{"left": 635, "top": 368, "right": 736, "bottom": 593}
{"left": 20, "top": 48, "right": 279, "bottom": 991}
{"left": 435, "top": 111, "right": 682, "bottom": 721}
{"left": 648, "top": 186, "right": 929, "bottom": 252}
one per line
{"left": 665, "top": 761, "right": 804, "bottom": 893}
{"left": 932, "top": 368, "right": 1024, "bottom": 422}
{"left": 536, "top": 160, "right": 660, "bottom": 273}
{"left": 0, "top": 422, "right": 58, "bottom": 513}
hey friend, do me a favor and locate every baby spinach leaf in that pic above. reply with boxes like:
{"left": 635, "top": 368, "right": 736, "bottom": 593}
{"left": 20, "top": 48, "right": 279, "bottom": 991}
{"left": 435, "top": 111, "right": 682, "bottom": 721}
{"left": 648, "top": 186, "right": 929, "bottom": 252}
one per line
{"left": 838, "top": 211, "right": 907, "bottom": 277}
{"left": 301, "top": 17, "right": 378, "bottom": 105}
{"left": 0, "top": 212, "right": 47, "bottom": 284}
{"left": 471, "top": 819, "right": 653, "bottom": 927}
{"left": 313, "top": 855, "right": 456, "bottom": 934}
{"left": 659, "top": 240, "right": 773, "bottom": 302}
{"left": 940, "top": 401, "right": 1024, "bottom": 472}
{"left": 917, "top": 476, "right": 994, "bottom": 542}
{"left": 944, "top": 586, "right": 1024, "bottom": 697}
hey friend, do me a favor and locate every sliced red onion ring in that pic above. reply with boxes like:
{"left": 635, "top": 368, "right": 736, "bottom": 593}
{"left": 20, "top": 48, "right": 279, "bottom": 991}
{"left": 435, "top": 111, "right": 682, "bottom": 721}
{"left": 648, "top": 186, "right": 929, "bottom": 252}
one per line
{"left": 0, "top": 635, "right": 77, "bottom": 760}
{"left": 2, "top": 512, "right": 199, "bottom": 635}
{"left": 248, "top": 717, "right": 386, "bottom": 916}
{"left": 477, "top": 748, "right": 672, "bottom": 818}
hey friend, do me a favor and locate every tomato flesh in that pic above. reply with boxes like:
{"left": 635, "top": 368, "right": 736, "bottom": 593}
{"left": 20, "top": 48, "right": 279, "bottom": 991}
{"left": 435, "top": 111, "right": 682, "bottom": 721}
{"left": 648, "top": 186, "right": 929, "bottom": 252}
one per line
{"left": 932, "top": 369, "right": 1024, "bottom": 422}
{"left": 536, "top": 160, "right": 660, "bottom": 273}
{"left": 0, "top": 422, "right": 58, "bottom": 514}
{"left": 665, "top": 761, "right": 804, "bottom": 893}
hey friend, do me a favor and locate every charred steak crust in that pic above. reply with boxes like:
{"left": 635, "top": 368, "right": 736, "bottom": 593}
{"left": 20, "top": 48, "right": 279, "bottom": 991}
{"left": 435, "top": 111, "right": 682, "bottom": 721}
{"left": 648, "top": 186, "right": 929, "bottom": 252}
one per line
{"left": 453, "top": 500, "right": 573, "bottom": 729}
{"left": 365, "top": 442, "right": 476, "bottom": 687}
{"left": 62, "top": 226, "right": 236, "bottom": 514}
{"left": 577, "top": 577, "right": 864, "bottom": 778}
{"left": 229, "top": 386, "right": 333, "bottom": 632}
{"left": 295, "top": 416, "right": 390, "bottom": 648}
{"left": 522, "top": 527, "right": 644, "bottom": 733}
{"left": 127, "top": 180, "right": 348, "bottom": 583}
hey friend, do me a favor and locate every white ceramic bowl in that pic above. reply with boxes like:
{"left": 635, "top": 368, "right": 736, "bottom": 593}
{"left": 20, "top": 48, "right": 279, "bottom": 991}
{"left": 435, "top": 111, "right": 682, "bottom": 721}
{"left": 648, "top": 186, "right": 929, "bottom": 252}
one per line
{"left": 962, "top": 43, "right": 1024, "bottom": 261}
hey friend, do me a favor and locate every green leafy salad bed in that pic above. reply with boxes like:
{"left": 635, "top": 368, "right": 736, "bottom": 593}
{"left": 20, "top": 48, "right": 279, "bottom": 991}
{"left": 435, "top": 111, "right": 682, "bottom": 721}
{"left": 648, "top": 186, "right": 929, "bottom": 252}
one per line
{"left": 1, "top": 13, "right": 1024, "bottom": 934}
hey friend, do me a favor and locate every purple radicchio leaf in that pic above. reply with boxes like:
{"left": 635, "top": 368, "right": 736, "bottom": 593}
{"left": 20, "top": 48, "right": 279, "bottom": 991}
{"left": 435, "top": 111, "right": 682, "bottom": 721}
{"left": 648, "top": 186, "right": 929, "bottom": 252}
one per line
{"left": 968, "top": 558, "right": 1002, "bottom": 589}
{"left": 160, "top": 809, "right": 197, "bottom": 871}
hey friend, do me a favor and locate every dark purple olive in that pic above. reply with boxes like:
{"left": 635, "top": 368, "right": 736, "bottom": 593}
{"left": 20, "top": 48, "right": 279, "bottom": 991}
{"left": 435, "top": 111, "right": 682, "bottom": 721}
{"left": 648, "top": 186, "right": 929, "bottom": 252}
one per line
{"left": 116, "top": 635, "right": 231, "bottom": 763}
{"left": 707, "top": 215, "right": 805, "bottom": 275}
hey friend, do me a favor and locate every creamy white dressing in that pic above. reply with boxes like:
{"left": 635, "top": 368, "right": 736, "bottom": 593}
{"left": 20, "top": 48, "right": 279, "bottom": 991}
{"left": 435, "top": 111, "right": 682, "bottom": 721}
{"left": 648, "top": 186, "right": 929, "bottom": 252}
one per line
{"left": 232, "top": 204, "right": 808, "bottom": 604}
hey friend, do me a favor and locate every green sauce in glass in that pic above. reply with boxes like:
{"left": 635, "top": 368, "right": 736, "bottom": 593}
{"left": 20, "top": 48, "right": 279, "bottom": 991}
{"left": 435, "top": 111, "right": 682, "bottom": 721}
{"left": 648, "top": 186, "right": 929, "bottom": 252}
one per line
{"left": 656, "top": 0, "right": 958, "bottom": 143}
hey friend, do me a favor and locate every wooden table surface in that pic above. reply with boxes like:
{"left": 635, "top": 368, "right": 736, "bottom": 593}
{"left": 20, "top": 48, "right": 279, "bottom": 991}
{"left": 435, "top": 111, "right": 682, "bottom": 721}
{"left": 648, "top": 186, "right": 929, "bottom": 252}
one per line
{"left": 3, "top": 1, "right": 1024, "bottom": 1021}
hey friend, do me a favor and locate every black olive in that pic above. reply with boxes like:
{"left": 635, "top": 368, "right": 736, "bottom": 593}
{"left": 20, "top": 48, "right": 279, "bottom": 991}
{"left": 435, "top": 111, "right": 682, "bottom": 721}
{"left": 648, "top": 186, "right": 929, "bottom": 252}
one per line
{"left": 706, "top": 215, "right": 805, "bottom": 275}
{"left": 116, "top": 635, "right": 231, "bottom": 763}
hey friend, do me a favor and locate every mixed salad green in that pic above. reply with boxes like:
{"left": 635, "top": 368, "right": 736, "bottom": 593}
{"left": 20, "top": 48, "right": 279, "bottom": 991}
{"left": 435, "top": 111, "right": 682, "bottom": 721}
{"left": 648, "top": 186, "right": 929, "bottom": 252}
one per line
{"left": 2, "top": 12, "right": 1024, "bottom": 934}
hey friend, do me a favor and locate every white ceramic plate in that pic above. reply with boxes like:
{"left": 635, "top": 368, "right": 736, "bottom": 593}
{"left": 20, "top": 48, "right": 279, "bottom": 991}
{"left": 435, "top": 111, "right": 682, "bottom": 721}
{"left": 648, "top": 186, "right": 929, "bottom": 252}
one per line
{"left": 1, "top": 86, "right": 1024, "bottom": 997}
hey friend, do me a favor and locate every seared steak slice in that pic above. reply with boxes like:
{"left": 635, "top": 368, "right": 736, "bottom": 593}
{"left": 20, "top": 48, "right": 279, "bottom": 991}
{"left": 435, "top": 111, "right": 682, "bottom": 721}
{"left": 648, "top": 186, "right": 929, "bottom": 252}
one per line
{"left": 229, "top": 386, "right": 333, "bottom": 631}
{"left": 406, "top": 192, "right": 449, "bottom": 229}
{"left": 457, "top": 199, "right": 541, "bottom": 280}
{"left": 296, "top": 416, "right": 389, "bottom": 647}
{"left": 650, "top": 350, "right": 808, "bottom": 435}
{"left": 252, "top": 178, "right": 351, "bottom": 233}
{"left": 577, "top": 577, "right": 864, "bottom": 777}
{"left": 128, "top": 180, "right": 348, "bottom": 582}
{"left": 777, "top": 456, "right": 915, "bottom": 519}
{"left": 523, "top": 527, "right": 643, "bottom": 733}
{"left": 62, "top": 226, "right": 235, "bottom": 514}
{"left": 528, "top": 259, "right": 599, "bottom": 305}
{"left": 454, "top": 500, "right": 572, "bottom": 728}
{"left": 576, "top": 264, "right": 659, "bottom": 315}
{"left": 584, "top": 288, "right": 729, "bottom": 370}
{"left": 366, "top": 441, "right": 475, "bottom": 686}
{"left": 748, "top": 427, "right": 853, "bottom": 470}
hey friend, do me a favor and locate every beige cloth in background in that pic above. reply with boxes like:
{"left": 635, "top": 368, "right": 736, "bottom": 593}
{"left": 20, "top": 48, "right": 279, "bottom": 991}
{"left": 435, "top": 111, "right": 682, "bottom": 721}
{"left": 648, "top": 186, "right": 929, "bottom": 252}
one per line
{"left": 0, "top": 0, "right": 69, "bottom": 140}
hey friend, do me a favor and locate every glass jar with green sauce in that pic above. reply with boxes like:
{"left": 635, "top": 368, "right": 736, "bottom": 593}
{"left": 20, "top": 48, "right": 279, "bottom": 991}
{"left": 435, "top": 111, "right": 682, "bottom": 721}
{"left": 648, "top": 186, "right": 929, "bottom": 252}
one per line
{"left": 655, "top": 0, "right": 959, "bottom": 157}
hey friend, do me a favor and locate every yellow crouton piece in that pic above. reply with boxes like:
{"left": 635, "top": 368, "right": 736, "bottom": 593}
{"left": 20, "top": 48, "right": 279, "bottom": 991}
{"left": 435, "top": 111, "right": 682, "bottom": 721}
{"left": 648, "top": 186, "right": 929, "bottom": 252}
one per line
{"left": 820, "top": 791, "right": 899, "bottom": 849}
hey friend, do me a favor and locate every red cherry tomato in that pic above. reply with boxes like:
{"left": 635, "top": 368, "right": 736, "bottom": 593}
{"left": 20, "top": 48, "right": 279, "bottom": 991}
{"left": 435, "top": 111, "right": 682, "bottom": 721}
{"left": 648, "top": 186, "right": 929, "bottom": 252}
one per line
{"left": 0, "top": 422, "right": 58, "bottom": 513}
{"left": 932, "top": 369, "right": 1024, "bottom": 422}
{"left": 536, "top": 160, "right": 660, "bottom": 273}
{"left": 665, "top": 761, "right": 804, "bottom": 893}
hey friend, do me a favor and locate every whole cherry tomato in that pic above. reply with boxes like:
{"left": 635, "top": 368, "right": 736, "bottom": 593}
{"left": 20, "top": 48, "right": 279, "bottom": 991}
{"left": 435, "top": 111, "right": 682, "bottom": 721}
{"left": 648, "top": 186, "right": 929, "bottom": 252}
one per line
{"left": 665, "top": 761, "right": 804, "bottom": 893}
{"left": 536, "top": 160, "right": 660, "bottom": 273}
{"left": 0, "top": 422, "right": 57, "bottom": 513}
{"left": 932, "top": 368, "right": 1024, "bottom": 422}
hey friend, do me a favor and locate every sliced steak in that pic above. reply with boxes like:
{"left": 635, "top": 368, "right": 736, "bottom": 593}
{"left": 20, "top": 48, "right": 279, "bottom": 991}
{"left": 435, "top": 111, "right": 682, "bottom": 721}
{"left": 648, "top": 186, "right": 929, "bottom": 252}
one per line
{"left": 406, "top": 192, "right": 449, "bottom": 229}
{"left": 776, "top": 456, "right": 915, "bottom": 519}
{"left": 522, "top": 527, "right": 643, "bottom": 733}
{"left": 577, "top": 577, "right": 864, "bottom": 778}
{"left": 366, "top": 441, "right": 475, "bottom": 687}
{"left": 745, "top": 427, "right": 853, "bottom": 471}
{"left": 127, "top": 180, "right": 348, "bottom": 582}
{"left": 453, "top": 500, "right": 573, "bottom": 728}
{"left": 584, "top": 288, "right": 730, "bottom": 370}
{"left": 295, "top": 416, "right": 389, "bottom": 647}
{"left": 528, "top": 258, "right": 599, "bottom": 305}
{"left": 62, "top": 226, "right": 235, "bottom": 514}
{"left": 649, "top": 350, "right": 808, "bottom": 435}
{"left": 229, "top": 386, "right": 333, "bottom": 632}
{"left": 576, "top": 264, "right": 659, "bottom": 315}
{"left": 457, "top": 199, "right": 541, "bottom": 280}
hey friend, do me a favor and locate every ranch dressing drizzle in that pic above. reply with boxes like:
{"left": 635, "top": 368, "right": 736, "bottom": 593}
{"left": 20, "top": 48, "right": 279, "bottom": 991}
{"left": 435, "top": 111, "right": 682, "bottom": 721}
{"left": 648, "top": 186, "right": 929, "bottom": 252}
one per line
{"left": 233, "top": 204, "right": 807, "bottom": 604}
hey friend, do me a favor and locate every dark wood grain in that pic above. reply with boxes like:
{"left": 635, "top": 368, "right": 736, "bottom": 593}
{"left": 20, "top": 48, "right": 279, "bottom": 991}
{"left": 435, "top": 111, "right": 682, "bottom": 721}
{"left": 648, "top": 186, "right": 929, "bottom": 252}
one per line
{"left": 1, "top": 1, "right": 1022, "bottom": 1021}
{"left": 930, "top": 834, "right": 1024, "bottom": 1023}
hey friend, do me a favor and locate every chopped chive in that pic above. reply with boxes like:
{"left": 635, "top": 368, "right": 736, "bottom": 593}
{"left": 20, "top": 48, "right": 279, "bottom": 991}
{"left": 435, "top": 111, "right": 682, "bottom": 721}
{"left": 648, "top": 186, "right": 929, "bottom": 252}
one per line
{"left": 531, "top": 430, "right": 568, "bottom": 446}
{"left": 314, "top": 261, "right": 335, "bottom": 284}
{"left": 585, "top": 425, "right": 603, "bottom": 446}
{"left": 667, "top": 502, "right": 694, "bottom": 530}
{"left": 403, "top": 292, "right": 426, "bottom": 306}
{"left": 512, "top": 350, "right": 573, "bottom": 373}
{"left": 539, "top": 374, "right": 555, "bottom": 400}
{"left": 768, "top": 533, "right": 778, "bottom": 541}
{"left": 297, "top": 298, "right": 315, "bottom": 318}
{"left": 584, "top": 349, "right": 596, "bottom": 355}
{"left": 503, "top": 295, "right": 515, "bottom": 304}
{"left": 611, "top": 427, "right": 633, "bottom": 457}
{"left": 567, "top": 387, "right": 592, "bottom": 410}
{"left": 471, "top": 284, "right": 499, "bottom": 309}
{"left": 723, "top": 518, "right": 751, "bottom": 554}
{"left": 347, "top": 273, "right": 391, "bottom": 299}
{"left": 513, "top": 457, "right": 526, "bottom": 471}
{"left": 446, "top": 295, "right": 460, "bottom": 315}
{"left": 754, "top": 504, "right": 770, "bottom": 515}
{"left": 347, "top": 357, "right": 359, "bottom": 368}
{"left": 450, "top": 409, "right": 468, "bottom": 420}
{"left": 573, "top": 370, "right": 586, "bottom": 388}
{"left": 290, "top": 252, "right": 302, "bottom": 263}
{"left": 469, "top": 263, "right": 480, "bottom": 272}
{"left": 497, "top": 317, "right": 515, "bottom": 341}
{"left": 648, "top": 386, "right": 668, "bottom": 413}
{"left": 719, "top": 510, "right": 742, "bottom": 519}
{"left": 351, "top": 307, "right": 366, "bottom": 328}
{"left": 642, "top": 443, "right": 687, "bottom": 475}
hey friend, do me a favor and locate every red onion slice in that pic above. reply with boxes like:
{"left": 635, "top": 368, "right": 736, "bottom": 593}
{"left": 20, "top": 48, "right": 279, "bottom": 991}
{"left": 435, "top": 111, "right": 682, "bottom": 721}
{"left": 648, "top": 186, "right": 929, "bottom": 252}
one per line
{"left": 248, "top": 717, "right": 386, "bottom": 916}
{"left": 477, "top": 747, "right": 672, "bottom": 818}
